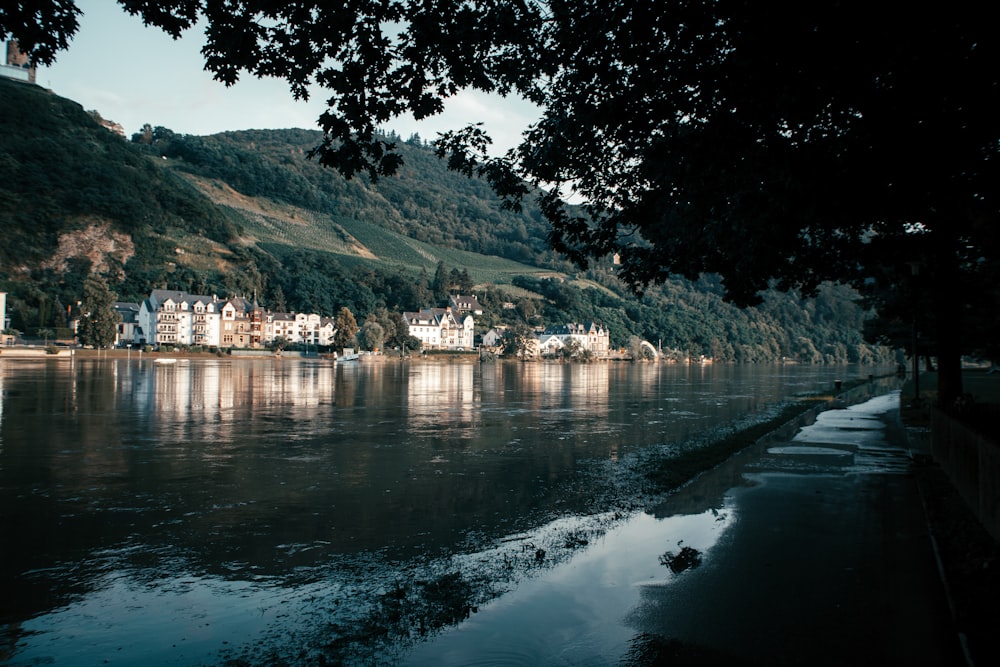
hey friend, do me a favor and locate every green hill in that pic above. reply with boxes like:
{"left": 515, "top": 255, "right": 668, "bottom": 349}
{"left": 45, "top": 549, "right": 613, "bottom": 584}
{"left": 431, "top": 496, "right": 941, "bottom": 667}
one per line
{"left": 0, "top": 77, "right": 554, "bottom": 311}
{"left": 0, "top": 76, "right": 893, "bottom": 363}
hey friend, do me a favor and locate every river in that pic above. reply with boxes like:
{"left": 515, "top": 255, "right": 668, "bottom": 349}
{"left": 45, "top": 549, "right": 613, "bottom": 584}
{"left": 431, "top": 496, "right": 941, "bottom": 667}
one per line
{"left": 0, "top": 358, "right": 884, "bottom": 665}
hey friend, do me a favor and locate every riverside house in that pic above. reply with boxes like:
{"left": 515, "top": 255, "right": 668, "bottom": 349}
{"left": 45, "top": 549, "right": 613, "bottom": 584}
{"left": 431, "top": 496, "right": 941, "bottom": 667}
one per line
{"left": 540, "top": 322, "right": 611, "bottom": 358}
{"left": 266, "top": 311, "right": 337, "bottom": 348}
{"left": 135, "top": 290, "right": 334, "bottom": 350}
{"left": 113, "top": 302, "right": 141, "bottom": 346}
{"left": 449, "top": 293, "right": 484, "bottom": 315}
{"left": 404, "top": 306, "right": 475, "bottom": 350}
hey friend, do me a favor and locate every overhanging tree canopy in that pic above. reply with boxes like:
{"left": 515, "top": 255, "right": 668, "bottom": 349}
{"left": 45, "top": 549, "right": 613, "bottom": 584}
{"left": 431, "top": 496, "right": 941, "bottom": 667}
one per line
{"left": 5, "top": 1, "right": 998, "bottom": 403}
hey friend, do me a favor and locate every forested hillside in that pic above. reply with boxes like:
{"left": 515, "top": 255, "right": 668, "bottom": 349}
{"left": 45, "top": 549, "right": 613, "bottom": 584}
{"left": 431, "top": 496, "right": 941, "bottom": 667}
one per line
{"left": 0, "top": 77, "right": 893, "bottom": 363}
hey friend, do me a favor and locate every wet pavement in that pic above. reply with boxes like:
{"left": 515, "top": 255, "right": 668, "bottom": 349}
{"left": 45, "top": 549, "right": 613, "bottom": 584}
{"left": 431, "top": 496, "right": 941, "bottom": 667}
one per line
{"left": 403, "top": 391, "right": 969, "bottom": 666}
{"left": 625, "top": 392, "right": 965, "bottom": 666}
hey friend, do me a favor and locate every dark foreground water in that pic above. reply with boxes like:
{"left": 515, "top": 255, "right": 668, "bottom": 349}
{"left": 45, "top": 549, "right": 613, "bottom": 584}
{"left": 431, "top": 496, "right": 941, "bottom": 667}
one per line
{"left": 0, "top": 358, "right": 882, "bottom": 664}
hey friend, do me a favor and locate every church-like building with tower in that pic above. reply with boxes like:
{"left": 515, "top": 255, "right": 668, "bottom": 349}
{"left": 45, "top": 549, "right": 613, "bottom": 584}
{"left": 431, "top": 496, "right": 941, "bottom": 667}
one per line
{"left": 2, "top": 41, "right": 36, "bottom": 84}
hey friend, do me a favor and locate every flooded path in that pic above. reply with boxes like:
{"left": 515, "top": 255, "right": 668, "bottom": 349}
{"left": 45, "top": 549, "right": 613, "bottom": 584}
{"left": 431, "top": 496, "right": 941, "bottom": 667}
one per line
{"left": 402, "top": 392, "right": 961, "bottom": 666}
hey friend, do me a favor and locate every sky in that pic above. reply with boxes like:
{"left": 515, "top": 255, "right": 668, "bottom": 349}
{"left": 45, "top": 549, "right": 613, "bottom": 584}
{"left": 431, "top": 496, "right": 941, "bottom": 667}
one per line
{"left": 35, "top": 1, "right": 536, "bottom": 153}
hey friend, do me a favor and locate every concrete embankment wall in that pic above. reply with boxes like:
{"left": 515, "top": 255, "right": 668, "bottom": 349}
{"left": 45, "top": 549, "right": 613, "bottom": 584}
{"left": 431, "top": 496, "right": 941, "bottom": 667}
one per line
{"left": 230, "top": 350, "right": 324, "bottom": 358}
{"left": 0, "top": 348, "right": 73, "bottom": 358}
{"left": 932, "top": 409, "right": 1000, "bottom": 542}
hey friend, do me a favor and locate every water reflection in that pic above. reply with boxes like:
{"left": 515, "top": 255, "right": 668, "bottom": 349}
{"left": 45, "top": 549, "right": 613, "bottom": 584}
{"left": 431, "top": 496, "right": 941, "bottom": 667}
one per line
{"left": 407, "top": 361, "right": 478, "bottom": 439}
{"left": 0, "top": 359, "right": 878, "bottom": 664}
{"left": 135, "top": 359, "right": 339, "bottom": 437}
{"left": 402, "top": 507, "right": 738, "bottom": 666}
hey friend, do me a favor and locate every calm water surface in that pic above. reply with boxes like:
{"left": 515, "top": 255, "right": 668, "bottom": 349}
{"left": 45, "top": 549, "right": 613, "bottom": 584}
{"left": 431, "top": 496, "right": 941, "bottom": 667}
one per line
{"left": 0, "top": 358, "right": 879, "bottom": 664}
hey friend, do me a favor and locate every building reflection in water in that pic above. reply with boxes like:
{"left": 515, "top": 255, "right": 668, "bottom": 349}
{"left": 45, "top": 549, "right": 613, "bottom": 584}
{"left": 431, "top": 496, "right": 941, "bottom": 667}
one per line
{"left": 406, "top": 361, "right": 478, "bottom": 440}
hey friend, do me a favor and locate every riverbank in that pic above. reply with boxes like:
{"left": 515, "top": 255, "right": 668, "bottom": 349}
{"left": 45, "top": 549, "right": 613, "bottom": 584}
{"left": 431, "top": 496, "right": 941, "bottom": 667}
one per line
{"left": 0, "top": 348, "right": 334, "bottom": 361}
{"left": 0, "top": 347, "right": 74, "bottom": 358}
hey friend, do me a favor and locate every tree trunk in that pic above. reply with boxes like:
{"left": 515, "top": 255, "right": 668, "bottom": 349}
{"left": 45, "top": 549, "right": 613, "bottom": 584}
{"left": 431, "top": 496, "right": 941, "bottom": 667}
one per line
{"left": 935, "top": 337, "right": 963, "bottom": 408}
{"left": 932, "top": 247, "right": 964, "bottom": 408}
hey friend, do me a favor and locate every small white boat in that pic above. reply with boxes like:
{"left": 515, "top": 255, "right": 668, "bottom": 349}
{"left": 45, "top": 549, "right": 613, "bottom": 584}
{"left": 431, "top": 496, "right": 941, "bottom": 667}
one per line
{"left": 153, "top": 358, "right": 177, "bottom": 364}
{"left": 336, "top": 348, "right": 360, "bottom": 362}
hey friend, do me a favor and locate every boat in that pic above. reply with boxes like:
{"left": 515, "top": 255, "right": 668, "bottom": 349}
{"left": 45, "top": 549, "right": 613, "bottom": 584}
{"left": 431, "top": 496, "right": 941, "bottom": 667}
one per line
{"left": 336, "top": 348, "right": 360, "bottom": 363}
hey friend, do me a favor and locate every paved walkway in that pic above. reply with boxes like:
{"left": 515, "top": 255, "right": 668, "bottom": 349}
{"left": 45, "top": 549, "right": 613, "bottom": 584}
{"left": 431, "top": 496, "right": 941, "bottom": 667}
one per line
{"left": 628, "top": 391, "right": 968, "bottom": 666}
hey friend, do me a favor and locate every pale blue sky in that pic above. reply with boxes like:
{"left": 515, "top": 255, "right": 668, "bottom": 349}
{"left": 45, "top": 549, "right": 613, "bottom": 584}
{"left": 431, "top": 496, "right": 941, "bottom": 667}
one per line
{"left": 37, "top": 1, "right": 534, "bottom": 151}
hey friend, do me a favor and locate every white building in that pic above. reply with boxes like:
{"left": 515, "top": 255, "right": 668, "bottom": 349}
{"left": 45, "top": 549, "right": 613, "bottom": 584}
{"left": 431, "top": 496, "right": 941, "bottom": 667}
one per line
{"left": 137, "top": 290, "right": 337, "bottom": 349}
{"left": 266, "top": 312, "right": 337, "bottom": 347}
{"left": 481, "top": 327, "right": 506, "bottom": 349}
{"left": 268, "top": 312, "right": 298, "bottom": 343}
{"left": 539, "top": 322, "right": 611, "bottom": 358}
{"left": 140, "top": 290, "right": 224, "bottom": 348}
{"left": 0, "top": 291, "right": 12, "bottom": 347}
{"left": 139, "top": 290, "right": 259, "bottom": 349}
{"left": 404, "top": 307, "right": 475, "bottom": 350}
{"left": 537, "top": 334, "right": 566, "bottom": 356}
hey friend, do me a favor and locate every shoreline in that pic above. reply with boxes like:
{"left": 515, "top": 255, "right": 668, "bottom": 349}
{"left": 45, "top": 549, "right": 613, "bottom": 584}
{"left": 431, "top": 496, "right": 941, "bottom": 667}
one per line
{"left": 3, "top": 347, "right": 893, "bottom": 367}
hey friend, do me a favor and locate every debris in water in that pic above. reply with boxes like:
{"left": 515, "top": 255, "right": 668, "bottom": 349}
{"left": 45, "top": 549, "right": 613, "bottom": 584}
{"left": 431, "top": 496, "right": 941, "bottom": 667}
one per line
{"left": 659, "top": 546, "right": 702, "bottom": 574}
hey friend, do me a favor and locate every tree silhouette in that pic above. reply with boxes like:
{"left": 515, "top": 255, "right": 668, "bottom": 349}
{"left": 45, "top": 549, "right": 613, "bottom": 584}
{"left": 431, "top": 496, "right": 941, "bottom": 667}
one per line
{"left": 333, "top": 307, "right": 358, "bottom": 352}
{"left": 431, "top": 261, "right": 449, "bottom": 304}
{"left": 77, "top": 276, "right": 117, "bottom": 348}
{"left": 501, "top": 323, "right": 532, "bottom": 359}
{"left": 37, "top": 327, "right": 54, "bottom": 346}
{"left": 359, "top": 318, "right": 385, "bottom": 352}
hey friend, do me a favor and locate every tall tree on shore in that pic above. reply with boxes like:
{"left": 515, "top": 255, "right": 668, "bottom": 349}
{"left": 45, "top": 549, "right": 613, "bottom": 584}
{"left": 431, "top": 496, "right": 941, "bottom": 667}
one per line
{"left": 359, "top": 317, "right": 385, "bottom": 352}
{"left": 431, "top": 261, "right": 449, "bottom": 305}
{"left": 501, "top": 323, "right": 532, "bottom": 359}
{"left": 7, "top": 1, "right": 998, "bottom": 404}
{"left": 333, "top": 306, "right": 358, "bottom": 353}
{"left": 77, "top": 275, "right": 117, "bottom": 349}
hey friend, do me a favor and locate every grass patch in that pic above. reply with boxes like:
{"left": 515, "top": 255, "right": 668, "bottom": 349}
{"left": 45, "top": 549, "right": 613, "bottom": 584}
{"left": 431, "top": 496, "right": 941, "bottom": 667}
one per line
{"left": 900, "top": 368, "right": 1000, "bottom": 440}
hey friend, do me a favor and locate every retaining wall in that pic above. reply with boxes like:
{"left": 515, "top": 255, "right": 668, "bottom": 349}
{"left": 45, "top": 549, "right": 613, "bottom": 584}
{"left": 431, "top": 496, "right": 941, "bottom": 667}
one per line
{"left": 0, "top": 347, "right": 73, "bottom": 358}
